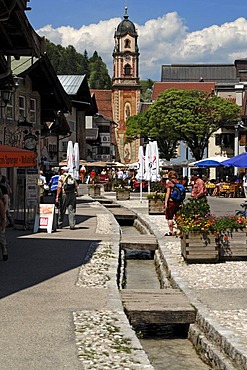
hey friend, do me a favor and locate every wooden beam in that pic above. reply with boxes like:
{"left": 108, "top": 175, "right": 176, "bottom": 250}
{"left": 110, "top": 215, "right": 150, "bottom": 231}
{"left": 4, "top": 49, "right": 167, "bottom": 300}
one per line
{"left": 121, "top": 289, "right": 196, "bottom": 325}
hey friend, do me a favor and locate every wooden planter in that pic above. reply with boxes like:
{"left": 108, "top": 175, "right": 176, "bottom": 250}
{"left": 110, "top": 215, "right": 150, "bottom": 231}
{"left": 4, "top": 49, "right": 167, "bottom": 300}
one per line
{"left": 116, "top": 189, "right": 130, "bottom": 200}
{"left": 218, "top": 229, "right": 247, "bottom": 261}
{"left": 148, "top": 199, "right": 164, "bottom": 214}
{"left": 181, "top": 232, "right": 219, "bottom": 264}
{"left": 87, "top": 185, "right": 101, "bottom": 197}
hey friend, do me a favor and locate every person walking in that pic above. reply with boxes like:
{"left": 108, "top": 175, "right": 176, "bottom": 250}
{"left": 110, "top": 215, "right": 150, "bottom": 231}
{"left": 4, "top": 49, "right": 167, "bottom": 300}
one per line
{"left": 0, "top": 188, "right": 7, "bottom": 261}
{"left": 79, "top": 166, "right": 86, "bottom": 183}
{"left": 190, "top": 173, "right": 207, "bottom": 200}
{"left": 38, "top": 170, "right": 47, "bottom": 204}
{"left": 0, "top": 175, "right": 13, "bottom": 227}
{"left": 55, "top": 166, "right": 78, "bottom": 230}
{"left": 242, "top": 171, "right": 247, "bottom": 198}
{"left": 164, "top": 170, "right": 185, "bottom": 236}
{"left": 48, "top": 168, "right": 60, "bottom": 201}
{"left": 89, "top": 169, "right": 96, "bottom": 184}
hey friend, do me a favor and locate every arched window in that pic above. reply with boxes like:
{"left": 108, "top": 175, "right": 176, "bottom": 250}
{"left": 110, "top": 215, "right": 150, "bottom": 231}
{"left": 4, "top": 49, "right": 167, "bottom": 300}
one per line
{"left": 125, "top": 39, "right": 131, "bottom": 48}
{"left": 124, "top": 64, "right": 131, "bottom": 75}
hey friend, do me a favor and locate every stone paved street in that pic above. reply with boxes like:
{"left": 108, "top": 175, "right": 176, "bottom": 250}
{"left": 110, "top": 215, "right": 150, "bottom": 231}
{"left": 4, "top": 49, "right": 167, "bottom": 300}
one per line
{"left": 1, "top": 188, "right": 247, "bottom": 369}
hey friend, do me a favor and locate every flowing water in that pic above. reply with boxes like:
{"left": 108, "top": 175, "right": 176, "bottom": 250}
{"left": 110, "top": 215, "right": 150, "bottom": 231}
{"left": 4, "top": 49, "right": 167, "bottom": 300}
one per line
{"left": 121, "top": 225, "right": 212, "bottom": 370}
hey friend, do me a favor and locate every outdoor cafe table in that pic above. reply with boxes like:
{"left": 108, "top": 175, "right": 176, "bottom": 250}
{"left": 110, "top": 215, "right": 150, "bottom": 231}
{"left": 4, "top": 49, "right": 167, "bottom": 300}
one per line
{"left": 205, "top": 183, "right": 216, "bottom": 196}
{"left": 211, "top": 183, "right": 241, "bottom": 197}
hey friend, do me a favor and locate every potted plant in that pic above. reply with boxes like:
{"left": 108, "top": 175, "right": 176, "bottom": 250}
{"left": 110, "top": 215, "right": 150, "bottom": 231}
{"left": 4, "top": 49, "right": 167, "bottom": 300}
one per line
{"left": 146, "top": 192, "right": 166, "bottom": 214}
{"left": 214, "top": 215, "right": 247, "bottom": 261}
{"left": 114, "top": 179, "right": 131, "bottom": 200}
{"left": 146, "top": 181, "right": 167, "bottom": 214}
{"left": 176, "top": 197, "right": 218, "bottom": 263}
{"left": 87, "top": 175, "right": 102, "bottom": 197}
{"left": 176, "top": 198, "right": 247, "bottom": 263}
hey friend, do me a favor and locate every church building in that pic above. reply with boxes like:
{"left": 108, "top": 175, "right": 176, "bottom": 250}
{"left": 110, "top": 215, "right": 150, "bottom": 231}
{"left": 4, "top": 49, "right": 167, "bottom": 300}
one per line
{"left": 112, "top": 7, "right": 141, "bottom": 164}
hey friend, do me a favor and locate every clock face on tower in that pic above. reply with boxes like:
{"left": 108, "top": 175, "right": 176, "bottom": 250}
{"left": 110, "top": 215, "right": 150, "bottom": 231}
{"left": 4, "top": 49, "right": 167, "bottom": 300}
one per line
{"left": 124, "top": 54, "right": 131, "bottom": 61}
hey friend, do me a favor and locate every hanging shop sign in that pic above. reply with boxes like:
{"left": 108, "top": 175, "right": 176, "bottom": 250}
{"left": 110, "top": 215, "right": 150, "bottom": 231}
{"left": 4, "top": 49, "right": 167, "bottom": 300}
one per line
{"left": 0, "top": 144, "right": 37, "bottom": 167}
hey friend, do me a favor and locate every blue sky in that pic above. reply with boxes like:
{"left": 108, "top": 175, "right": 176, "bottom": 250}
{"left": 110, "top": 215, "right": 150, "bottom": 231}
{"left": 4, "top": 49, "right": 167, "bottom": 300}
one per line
{"left": 27, "top": 0, "right": 247, "bottom": 80}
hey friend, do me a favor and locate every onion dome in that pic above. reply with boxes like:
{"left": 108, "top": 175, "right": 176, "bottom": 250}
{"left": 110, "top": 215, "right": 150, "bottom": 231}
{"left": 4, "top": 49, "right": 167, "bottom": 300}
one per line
{"left": 115, "top": 7, "right": 137, "bottom": 37}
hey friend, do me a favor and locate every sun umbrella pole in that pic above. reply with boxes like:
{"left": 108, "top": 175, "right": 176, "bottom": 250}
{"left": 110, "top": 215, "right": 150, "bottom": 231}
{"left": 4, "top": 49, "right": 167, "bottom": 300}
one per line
{"left": 140, "top": 180, "right": 143, "bottom": 203}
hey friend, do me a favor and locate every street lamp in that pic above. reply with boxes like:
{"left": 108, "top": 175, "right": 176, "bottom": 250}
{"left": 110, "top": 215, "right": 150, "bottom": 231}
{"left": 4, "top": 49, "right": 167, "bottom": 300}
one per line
{"left": 0, "top": 75, "right": 21, "bottom": 108}
{"left": 0, "top": 89, "right": 12, "bottom": 107}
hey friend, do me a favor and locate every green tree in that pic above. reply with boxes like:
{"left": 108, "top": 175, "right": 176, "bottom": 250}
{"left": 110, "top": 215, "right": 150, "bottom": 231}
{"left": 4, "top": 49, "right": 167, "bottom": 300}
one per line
{"left": 127, "top": 89, "right": 241, "bottom": 161}
{"left": 88, "top": 51, "right": 111, "bottom": 89}
{"left": 140, "top": 79, "right": 154, "bottom": 101}
{"left": 126, "top": 110, "right": 180, "bottom": 160}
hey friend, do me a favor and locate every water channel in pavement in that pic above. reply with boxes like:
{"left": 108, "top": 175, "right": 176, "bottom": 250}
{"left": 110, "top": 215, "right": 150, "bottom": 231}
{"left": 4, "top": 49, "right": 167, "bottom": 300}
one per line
{"left": 121, "top": 224, "right": 212, "bottom": 370}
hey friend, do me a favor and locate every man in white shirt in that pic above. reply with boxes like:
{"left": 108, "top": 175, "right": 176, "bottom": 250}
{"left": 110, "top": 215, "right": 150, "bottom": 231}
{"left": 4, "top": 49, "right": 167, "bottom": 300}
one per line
{"left": 242, "top": 171, "right": 247, "bottom": 198}
{"left": 117, "top": 168, "right": 123, "bottom": 179}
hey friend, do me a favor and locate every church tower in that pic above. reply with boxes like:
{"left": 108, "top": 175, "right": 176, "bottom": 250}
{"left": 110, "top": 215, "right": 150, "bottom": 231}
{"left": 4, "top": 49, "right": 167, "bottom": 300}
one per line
{"left": 112, "top": 7, "right": 141, "bottom": 164}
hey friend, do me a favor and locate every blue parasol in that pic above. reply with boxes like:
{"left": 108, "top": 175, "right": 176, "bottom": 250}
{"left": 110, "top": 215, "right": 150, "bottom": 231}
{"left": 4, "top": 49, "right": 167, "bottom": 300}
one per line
{"left": 221, "top": 152, "right": 247, "bottom": 168}
{"left": 193, "top": 156, "right": 226, "bottom": 168}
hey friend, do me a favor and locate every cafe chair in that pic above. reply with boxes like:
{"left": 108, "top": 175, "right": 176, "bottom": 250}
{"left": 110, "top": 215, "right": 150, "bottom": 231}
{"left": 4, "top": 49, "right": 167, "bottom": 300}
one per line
{"left": 227, "top": 184, "right": 238, "bottom": 198}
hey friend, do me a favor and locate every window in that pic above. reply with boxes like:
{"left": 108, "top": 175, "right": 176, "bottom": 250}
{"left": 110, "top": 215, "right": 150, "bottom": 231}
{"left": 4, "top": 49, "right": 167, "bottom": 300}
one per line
{"left": 124, "top": 64, "right": 131, "bottom": 75}
{"left": 6, "top": 95, "right": 14, "bottom": 120}
{"left": 48, "top": 144, "right": 57, "bottom": 153}
{"left": 30, "top": 98, "right": 36, "bottom": 124}
{"left": 125, "top": 39, "right": 131, "bottom": 48}
{"left": 98, "top": 146, "right": 110, "bottom": 155}
{"left": 68, "top": 120, "right": 76, "bottom": 132}
{"left": 19, "top": 96, "right": 25, "bottom": 121}
{"left": 62, "top": 141, "right": 67, "bottom": 151}
{"left": 215, "top": 134, "right": 234, "bottom": 149}
{"left": 98, "top": 125, "right": 110, "bottom": 133}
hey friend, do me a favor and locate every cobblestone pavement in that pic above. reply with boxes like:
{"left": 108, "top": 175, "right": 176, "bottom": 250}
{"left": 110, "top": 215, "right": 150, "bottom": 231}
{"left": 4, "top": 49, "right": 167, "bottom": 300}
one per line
{"left": 103, "top": 193, "right": 247, "bottom": 370}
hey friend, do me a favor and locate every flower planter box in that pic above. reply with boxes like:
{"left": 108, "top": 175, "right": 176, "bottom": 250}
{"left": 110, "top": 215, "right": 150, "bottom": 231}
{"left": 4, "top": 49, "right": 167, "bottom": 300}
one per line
{"left": 181, "top": 232, "right": 219, "bottom": 264}
{"left": 87, "top": 185, "right": 101, "bottom": 197}
{"left": 104, "top": 182, "right": 113, "bottom": 192}
{"left": 116, "top": 189, "right": 130, "bottom": 200}
{"left": 218, "top": 229, "right": 247, "bottom": 261}
{"left": 148, "top": 199, "right": 164, "bottom": 214}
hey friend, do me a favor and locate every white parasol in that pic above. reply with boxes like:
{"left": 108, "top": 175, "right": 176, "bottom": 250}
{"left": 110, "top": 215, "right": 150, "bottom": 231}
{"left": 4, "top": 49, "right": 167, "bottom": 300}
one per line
{"left": 135, "top": 145, "right": 145, "bottom": 202}
{"left": 144, "top": 142, "right": 152, "bottom": 193}
{"left": 150, "top": 141, "right": 161, "bottom": 182}
{"left": 66, "top": 140, "right": 74, "bottom": 176}
{"left": 144, "top": 143, "right": 151, "bottom": 181}
{"left": 73, "top": 142, "right": 80, "bottom": 180}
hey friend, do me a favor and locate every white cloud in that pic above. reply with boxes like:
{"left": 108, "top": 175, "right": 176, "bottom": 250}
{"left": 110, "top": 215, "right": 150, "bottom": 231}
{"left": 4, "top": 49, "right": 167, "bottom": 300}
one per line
{"left": 36, "top": 13, "right": 247, "bottom": 81}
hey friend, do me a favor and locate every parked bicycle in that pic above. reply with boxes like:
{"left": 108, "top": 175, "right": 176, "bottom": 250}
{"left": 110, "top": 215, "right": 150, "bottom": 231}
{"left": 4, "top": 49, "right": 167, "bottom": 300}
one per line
{"left": 235, "top": 201, "right": 247, "bottom": 218}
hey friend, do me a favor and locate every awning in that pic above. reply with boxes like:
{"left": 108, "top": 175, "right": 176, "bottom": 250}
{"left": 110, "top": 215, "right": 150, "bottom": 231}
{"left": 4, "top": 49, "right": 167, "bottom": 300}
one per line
{"left": 0, "top": 145, "right": 37, "bottom": 167}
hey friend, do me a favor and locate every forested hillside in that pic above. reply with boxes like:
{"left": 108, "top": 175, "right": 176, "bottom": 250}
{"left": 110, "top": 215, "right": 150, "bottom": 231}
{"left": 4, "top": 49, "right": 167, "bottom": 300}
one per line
{"left": 45, "top": 39, "right": 112, "bottom": 89}
{"left": 45, "top": 39, "right": 154, "bottom": 97}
